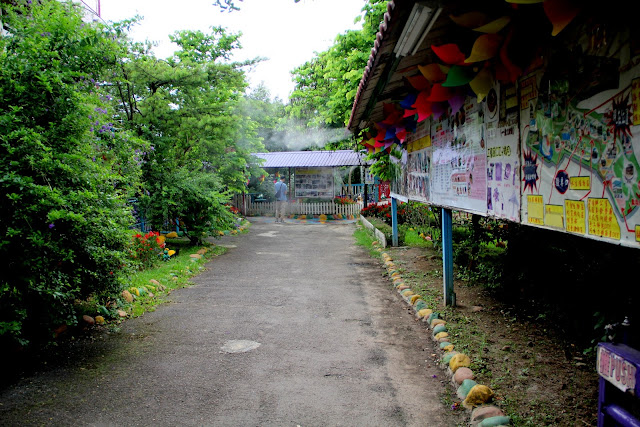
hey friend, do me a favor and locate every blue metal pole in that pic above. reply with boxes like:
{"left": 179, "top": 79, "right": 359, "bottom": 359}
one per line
{"left": 391, "top": 197, "right": 399, "bottom": 247}
{"left": 442, "top": 208, "right": 455, "bottom": 306}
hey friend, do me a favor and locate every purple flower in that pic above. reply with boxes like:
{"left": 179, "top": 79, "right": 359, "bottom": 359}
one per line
{"left": 48, "top": 223, "right": 55, "bottom": 229}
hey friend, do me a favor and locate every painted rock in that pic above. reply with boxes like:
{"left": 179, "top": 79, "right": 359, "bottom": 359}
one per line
{"left": 415, "top": 300, "right": 427, "bottom": 311}
{"left": 464, "top": 385, "right": 494, "bottom": 408}
{"left": 82, "top": 315, "right": 95, "bottom": 325}
{"left": 454, "top": 367, "right": 475, "bottom": 385}
{"left": 95, "top": 316, "right": 105, "bottom": 325}
{"left": 433, "top": 324, "right": 448, "bottom": 335}
{"left": 441, "top": 351, "right": 459, "bottom": 365}
{"left": 457, "top": 379, "right": 478, "bottom": 399}
{"left": 121, "top": 290, "right": 133, "bottom": 303}
{"left": 431, "top": 318, "right": 447, "bottom": 328}
{"left": 417, "top": 308, "right": 433, "bottom": 318}
{"left": 117, "top": 310, "right": 127, "bottom": 318}
{"left": 450, "top": 353, "right": 471, "bottom": 372}
{"left": 471, "top": 405, "right": 505, "bottom": 424}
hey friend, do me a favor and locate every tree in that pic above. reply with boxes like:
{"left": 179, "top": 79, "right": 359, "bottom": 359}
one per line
{"left": 288, "top": 0, "right": 387, "bottom": 129}
{"left": 0, "top": 0, "right": 143, "bottom": 346}
{"left": 112, "top": 27, "right": 264, "bottom": 244}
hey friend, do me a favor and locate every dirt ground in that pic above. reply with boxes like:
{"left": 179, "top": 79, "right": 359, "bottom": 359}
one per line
{"left": 383, "top": 244, "right": 599, "bottom": 426}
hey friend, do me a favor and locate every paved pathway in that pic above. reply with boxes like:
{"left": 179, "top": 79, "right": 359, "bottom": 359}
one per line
{"left": 0, "top": 218, "right": 459, "bottom": 426}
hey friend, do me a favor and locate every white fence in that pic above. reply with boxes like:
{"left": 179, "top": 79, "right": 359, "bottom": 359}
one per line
{"left": 244, "top": 200, "right": 363, "bottom": 217}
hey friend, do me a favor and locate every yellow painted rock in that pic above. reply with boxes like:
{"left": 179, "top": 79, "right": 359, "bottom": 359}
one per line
{"left": 401, "top": 290, "right": 414, "bottom": 297}
{"left": 443, "top": 344, "right": 455, "bottom": 352}
{"left": 197, "top": 248, "right": 208, "bottom": 255}
{"left": 121, "top": 290, "right": 133, "bottom": 303}
{"left": 463, "top": 385, "right": 494, "bottom": 408}
{"left": 95, "top": 315, "right": 105, "bottom": 325}
{"left": 435, "top": 331, "right": 449, "bottom": 340}
{"left": 129, "top": 287, "right": 140, "bottom": 297}
{"left": 418, "top": 308, "right": 433, "bottom": 318}
{"left": 166, "top": 231, "right": 179, "bottom": 238}
{"left": 410, "top": 295, "right": 421, "bottom": 304}
{"left": 156, "top": 235, "right": 166, "bottom": 245}
{"left": 450, "top": 353, "right": 471, "bottom": 372}
{"left": 168, "top": 250, "right": 176, "bottom": 257}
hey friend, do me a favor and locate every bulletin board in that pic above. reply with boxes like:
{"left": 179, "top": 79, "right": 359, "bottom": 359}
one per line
{"left": 294, "top": 167, "right": 334, "bottom": 198}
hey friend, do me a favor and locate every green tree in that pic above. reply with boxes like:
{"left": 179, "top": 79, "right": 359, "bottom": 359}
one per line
{"left": 288, "top": 0, "right": 387, "bottom": 129}
{"left": 112, "top": 27, "right": 264, "bottom": 244}
{"left": 0, "top": 0, "right": 143, "bottom": 346}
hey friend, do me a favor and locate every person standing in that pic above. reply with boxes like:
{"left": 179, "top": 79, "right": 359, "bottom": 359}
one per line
{"left": 274, "top": 176, "right": 288, "bottom": 223}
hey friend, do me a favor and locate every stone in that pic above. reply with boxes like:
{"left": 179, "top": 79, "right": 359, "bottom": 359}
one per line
{"left": 435, "top": 331, "right": 449, "bottom": 340}
{"left": 433, "top": 324, "right": 448, "bottom": 335}
{"left": 117, "top": 309, "right": 127, "bottom": 318}
{"left": 157, "top": 284, "right": 166, "bottom": 291}
{"left": 149, "top": 279, "right": 160, "bottom": 286}
{"left": 190, "top": 254, "right": 202, "bottom": 259}
{"left": 450, "top": 353, "right": 471, "bottom": 372}
{"left": 471, "top": 405, "right": 505, "bottom": 425}
{"left": 95, "top": 315, "right": 105, "bottom": 325}
{"left": 148, "top": 292, "right": 155, "bottom": 298}
{"left": 121, "top": 290, "right": 133, "bottom": 303}
{"left": 417, "top": 308, "right": 432, "bottom": 318}
{"left": 82, "top": 315, "right": 95, "bottom": 325}
{"left": 454, "top": 367, "right": 474, "bottom": 385}
{"left": 471, "top": 305, "right": 484, "bottom": 312}
{"left": 431, "top": 319, "right": 447, "bottom": 328}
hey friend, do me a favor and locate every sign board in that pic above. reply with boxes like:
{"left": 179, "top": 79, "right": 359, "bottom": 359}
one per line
{"left": 294, "top": 168, "right": 334, "bottom": 198}
{"left": 597, "top": 342, "right": 640, "bottom": 395}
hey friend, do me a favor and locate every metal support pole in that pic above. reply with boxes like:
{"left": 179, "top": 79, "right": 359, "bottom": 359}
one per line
{"left": 391, "top": 197, "right": 399, "bottom": 247}
{"left": 442, "top": 207, "right": 455, "bottom": 306}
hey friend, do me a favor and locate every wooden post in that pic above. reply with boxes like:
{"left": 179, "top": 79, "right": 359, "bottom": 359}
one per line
{"left": 442, "top": 207, "right": 455, "bottom": 306}
{"left": 391, "top": 197, "right": 399, "bottom": 247}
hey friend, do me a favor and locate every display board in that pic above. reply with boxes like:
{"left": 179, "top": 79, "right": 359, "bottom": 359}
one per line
{"left": 294, "top": 167, "right": 334, "bottom": 198}
{"left": 388, "top": 63, "right": 640, "bottom": 248}
{"left": 520, "top": 67, "right": 640, "bottom": 247}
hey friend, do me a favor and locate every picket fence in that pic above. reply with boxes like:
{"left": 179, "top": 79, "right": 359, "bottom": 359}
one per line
{"left": 244, "top": 200, "right": 363, "bottom": 217}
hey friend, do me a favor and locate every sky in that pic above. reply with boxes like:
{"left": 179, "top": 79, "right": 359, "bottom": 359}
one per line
{"left": 100, "top": 0, "right": 368, "bottom": 101}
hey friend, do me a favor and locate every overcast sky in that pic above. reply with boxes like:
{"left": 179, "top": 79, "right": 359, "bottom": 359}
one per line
{"left": 100, "top": 0, "right": 368, "bottom": 101}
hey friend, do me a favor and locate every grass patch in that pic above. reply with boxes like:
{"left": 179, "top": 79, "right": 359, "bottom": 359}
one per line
{"left": 402, "top": 228, "right": 435, "bottom": 248}
{"left": 354, "top": 226, "right": 383, "bottom": 257}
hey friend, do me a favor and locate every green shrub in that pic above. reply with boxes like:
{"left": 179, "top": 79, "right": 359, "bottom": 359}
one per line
{"left": 0, "top": 1, "right": 141, "bottom": 346}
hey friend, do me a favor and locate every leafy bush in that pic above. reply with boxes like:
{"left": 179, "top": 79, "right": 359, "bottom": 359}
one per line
{"left": 139, "top": 169, "right": 236, "bottom": 245}
{"left": 0, "top": 1, "right": 140, "bottom": 347}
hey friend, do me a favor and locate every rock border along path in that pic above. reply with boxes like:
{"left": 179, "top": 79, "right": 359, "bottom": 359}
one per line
{"left": 375, "top": 245, "right": 512, "bottom": 427}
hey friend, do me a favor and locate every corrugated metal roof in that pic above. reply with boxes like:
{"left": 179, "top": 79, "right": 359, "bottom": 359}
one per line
{"left": 252, "top": 151, "right": 370, "bottom": 168}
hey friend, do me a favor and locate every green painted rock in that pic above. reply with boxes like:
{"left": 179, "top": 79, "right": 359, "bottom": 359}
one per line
{"left": 427, "top": 312, "right": 440, "bottom": 324}
{"left": 433, "top": 324, "right": 448, "bottom": 335}
{"left": 415, "top": 300, "right": 427, "bottom": 311}
{"left": 441, "top": 351, "right": 459, "bottom": 365}
{"left": 478, "top": 416, "right": 511, "bottom": 427}
{"left": 457, "top": 379, "right": 477, "bottom": 399}
{"left": 439, "top": 341, "right": 452, "bottom": 349}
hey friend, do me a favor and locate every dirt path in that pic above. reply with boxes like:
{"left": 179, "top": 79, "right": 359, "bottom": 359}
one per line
{"left": 0, "top": 218, "right": 465, "bottom": 426}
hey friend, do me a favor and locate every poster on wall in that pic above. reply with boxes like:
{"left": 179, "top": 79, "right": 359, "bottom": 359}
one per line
{"left": 295, "top": 168, "right": 334, "bottom": 198}
{"left": 405, "top": 120, "right": 432, "bottom": 203}
{"left": 486, "top": 124, "right": 520, "bottom": 221}
{"left": 430, "top": 100, "right": 488, "bottom": 214}
{"left": 520, "top": 67, "right": 640, "bottom": 248}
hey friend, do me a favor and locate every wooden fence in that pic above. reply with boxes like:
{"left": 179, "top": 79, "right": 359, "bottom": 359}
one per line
{"left": 243, "top": 200, "right": 363, "bottom": 217}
